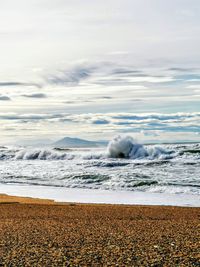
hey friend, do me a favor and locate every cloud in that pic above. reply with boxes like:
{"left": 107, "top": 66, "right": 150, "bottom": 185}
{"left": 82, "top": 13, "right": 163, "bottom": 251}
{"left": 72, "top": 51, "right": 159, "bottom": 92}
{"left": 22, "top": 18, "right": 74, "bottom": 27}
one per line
{"left": 86, "top": 113, "right": 199, "bottom": 133}
{"left": 187, "top": 85, "right": 200, "bottom": 89}
{"left": 45, "top": 62, "right": 177, "bottom": 89}
{"left": 96, "top": 96, "right": 113, "bottom": 99}
{"left": 53, "top": 112, "right": 200, "bottom": 134}
{"left": 112, "top": 113, "right": 198, "bottom": 121}
{"left": 0, "top": 82, "right": 24, "bottom": 87}
{"left": 63, "top": 101, "right": 76, "bottom": 104}
{"left": 1, "top": 111, "right": 200, "bottom": 143}
{"left": 46, "top": 65, "right": 94, "bottom": 86}
{"left": 0, "top": 82, "right": 41, "bottom": 88}
{"left": 0, "top": 95, "right": 11, "bottom": 101}
{"left": 140, "top": 130, "right": 159, "bottom": 137}
{"left": 177, "top": 74, "right": 200, "bottom": 81}
{"left": 167, "top": 67, "right": 196, "bottom": 72}
{"left": 111, "top": 69, "right": 145, "bottom": 76}
{"left": 3, "top": 111, "right": 197, "bottom": 125}
{"left": 0, "top": 113, "right": 65, "bottom": 121}
{"left": 107, "top": 51, "right": 130, "bottom": 56}
{"left": 91, "top": 119, "right": 110, "bottom": 125}
{"left": 22, "top": 93, "right": 47, "bottom": 98}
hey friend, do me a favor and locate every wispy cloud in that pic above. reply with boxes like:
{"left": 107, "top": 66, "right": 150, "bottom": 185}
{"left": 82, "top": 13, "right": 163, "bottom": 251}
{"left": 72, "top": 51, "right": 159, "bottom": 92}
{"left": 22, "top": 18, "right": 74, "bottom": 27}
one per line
{"left": 46, "top": 66, "right": 94, "bottom": 86}
{"left": 0, "top": 95, "right": 11, "bottom": 101}
{"left": 21, "top": 93, "right": 47, "bottom": 98}
{"left": 0, "top": 113, "right": 65, "bottom": 121}
{"left": 45, "top": 62, "right": 177, "bottom": 89}
{"left": 0, "top": 82, "right": 42, "bottom": 88}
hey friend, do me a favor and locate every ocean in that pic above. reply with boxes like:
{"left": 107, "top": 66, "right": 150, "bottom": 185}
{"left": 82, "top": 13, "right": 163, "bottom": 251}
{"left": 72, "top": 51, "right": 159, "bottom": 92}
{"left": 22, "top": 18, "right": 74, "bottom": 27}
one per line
{"left": 0, "top": 136, "right": 200, "bottom": 206}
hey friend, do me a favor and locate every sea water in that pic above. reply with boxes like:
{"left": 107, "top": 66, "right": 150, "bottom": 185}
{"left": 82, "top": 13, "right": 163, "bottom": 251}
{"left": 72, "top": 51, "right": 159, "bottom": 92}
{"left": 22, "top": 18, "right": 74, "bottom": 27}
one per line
{"left": 0, "top": 136, "right": 199, "bottom": 205}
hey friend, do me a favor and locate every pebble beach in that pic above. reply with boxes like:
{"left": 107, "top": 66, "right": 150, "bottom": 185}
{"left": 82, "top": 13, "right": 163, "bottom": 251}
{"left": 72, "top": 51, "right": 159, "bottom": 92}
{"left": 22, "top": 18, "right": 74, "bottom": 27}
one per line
{"left": 0, "top": 194, "right": 199, "bottom": 266}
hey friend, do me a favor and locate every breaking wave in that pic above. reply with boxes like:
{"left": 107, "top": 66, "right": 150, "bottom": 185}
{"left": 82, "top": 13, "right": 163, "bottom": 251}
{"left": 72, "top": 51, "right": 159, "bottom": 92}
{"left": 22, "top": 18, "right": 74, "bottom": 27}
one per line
{"left": 14, "top": 149, "right": 75, "bottom": 160}
{"left": 108, "top": 135, "right": 175, "bottom": 160}
{"left": 0, "top": 135, "right": 199, "bottom": 161}
{"left": 0, "top": 136, "right": 199, "bottom": 196}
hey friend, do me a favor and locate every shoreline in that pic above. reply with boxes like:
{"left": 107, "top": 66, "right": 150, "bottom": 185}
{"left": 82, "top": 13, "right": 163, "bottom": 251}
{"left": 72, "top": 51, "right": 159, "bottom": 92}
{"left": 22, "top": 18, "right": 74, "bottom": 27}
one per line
{"left": 0, "top": 183, "right": 199, "bottom": 207}
{"left": 0, "top": 192, "right": 200, "bottom": 209}
{"left": 0, "top": 193, "right": 199, "bottom": 209}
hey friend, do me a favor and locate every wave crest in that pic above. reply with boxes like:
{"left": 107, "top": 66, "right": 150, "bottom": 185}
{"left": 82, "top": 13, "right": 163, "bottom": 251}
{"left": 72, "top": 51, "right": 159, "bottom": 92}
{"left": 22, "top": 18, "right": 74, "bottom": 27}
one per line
{"left": 1, "top": 135, "right": 194, "bottom": 161}
{"left": 14, "top": 149, "right": 74, "bottom": 160}
{"left": 108, "top": 135, "right": 174, "bottom": 159}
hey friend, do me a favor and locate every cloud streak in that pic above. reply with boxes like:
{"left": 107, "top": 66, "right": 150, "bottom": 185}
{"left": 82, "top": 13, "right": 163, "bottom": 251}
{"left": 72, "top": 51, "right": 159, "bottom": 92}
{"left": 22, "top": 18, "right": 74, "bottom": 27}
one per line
{"left": 21, "top": 93, "right": 47, "bottom": 98}
{"left": 44, "top": 62, "right": 178, "bottom": 88}
{"left": 1, "top": 112, "right": 199, "bottom": 133}
{"left": 0, "top": 95, "right": 11, "bottom": 101}
{"left": 0, "top": 82, "right": 41, "bottom": 88}
{"left": 46, "top": 66, "right": 94, "bottom": 86}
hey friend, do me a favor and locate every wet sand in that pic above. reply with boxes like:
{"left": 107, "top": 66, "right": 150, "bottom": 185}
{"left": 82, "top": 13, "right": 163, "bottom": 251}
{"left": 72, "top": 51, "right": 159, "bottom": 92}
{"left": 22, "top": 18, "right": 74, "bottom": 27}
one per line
{"left": 0, "top": 194, "right": 199, "bottom": 266}
{"left": 0, "top": 194, "right": 56, "bottom": 205}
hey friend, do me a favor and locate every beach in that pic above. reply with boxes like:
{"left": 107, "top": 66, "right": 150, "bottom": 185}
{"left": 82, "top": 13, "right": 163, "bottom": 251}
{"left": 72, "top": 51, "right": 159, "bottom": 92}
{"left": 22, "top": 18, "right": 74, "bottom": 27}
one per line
{"left": 1, "top": 0, "right": 200, "bottom": 266}
{"left": 0, "top": 194, "right": 199, "bottom": 266}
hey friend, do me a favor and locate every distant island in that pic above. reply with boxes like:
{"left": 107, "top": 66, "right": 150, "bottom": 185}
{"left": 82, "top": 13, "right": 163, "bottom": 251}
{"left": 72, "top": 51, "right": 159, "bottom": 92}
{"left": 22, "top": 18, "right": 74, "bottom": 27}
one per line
{"left": 53, "top": 137, "right": 107, "bottom": 148}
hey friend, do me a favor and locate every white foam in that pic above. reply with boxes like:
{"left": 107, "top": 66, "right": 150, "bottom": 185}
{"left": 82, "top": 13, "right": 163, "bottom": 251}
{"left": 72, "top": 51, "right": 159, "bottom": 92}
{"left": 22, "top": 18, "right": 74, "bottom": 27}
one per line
{"left": 14, "top": 149, "right": 75, "bottom": 160}
{"left": 108, "top": 135, "right": 174, "bottom": 159}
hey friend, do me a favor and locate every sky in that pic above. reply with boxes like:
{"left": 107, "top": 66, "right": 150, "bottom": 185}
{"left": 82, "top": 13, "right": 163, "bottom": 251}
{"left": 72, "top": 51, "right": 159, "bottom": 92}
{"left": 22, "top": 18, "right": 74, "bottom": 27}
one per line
{"left": 0, "top": 0, "right": 200, "bottom": 144}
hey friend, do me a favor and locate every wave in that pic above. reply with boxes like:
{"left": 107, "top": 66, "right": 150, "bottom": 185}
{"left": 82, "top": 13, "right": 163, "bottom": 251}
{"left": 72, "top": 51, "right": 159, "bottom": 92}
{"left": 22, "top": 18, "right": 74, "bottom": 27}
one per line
{"left": 14, "top": 149, "right": 75, "bottom": 160}
{"left": 108, "top": 135, "right": 175, "bottom": 160}
{"left": 181, "top": 149, "right": 200, "bottom": 155}
{"left": 0, "top": 135, "right": 200, "bottom": 161}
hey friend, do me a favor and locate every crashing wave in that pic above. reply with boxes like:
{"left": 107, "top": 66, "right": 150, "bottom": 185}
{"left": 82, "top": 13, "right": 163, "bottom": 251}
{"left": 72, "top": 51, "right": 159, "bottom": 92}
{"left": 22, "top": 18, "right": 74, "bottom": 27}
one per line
{"left": 0, "top": 135, "right": 187, "bottom": 161}
{"left": 14, "top": 149, "right": 75, "bottom": 160}
{"left": 108, "top": 135, "right": 175, "bottom": 160}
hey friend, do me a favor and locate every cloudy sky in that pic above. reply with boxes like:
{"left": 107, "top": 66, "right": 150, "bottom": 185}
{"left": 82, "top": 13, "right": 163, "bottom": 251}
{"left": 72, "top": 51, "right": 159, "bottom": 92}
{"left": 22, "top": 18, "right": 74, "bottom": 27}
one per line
{"left": 1, "top": 0, "right": 200, "bottom": 144}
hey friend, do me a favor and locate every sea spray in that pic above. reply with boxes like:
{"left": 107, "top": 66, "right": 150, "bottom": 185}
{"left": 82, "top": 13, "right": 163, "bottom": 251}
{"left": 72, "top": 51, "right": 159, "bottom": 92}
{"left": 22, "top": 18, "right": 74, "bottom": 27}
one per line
{"left": 14, "top": 149, "right": 74, "bottom": 160}
{"left": 108, "top": 135, "right": 146, "bottom": 158}
{"left": 108, "top": 135, "right": 174, "bottom": 159}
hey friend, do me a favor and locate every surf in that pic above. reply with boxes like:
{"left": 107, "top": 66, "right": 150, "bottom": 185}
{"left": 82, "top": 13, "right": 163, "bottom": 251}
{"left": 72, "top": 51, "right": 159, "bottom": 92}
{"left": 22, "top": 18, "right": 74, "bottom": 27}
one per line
{"left": 108, "top": 135, "right": 175, "bottom": 160}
